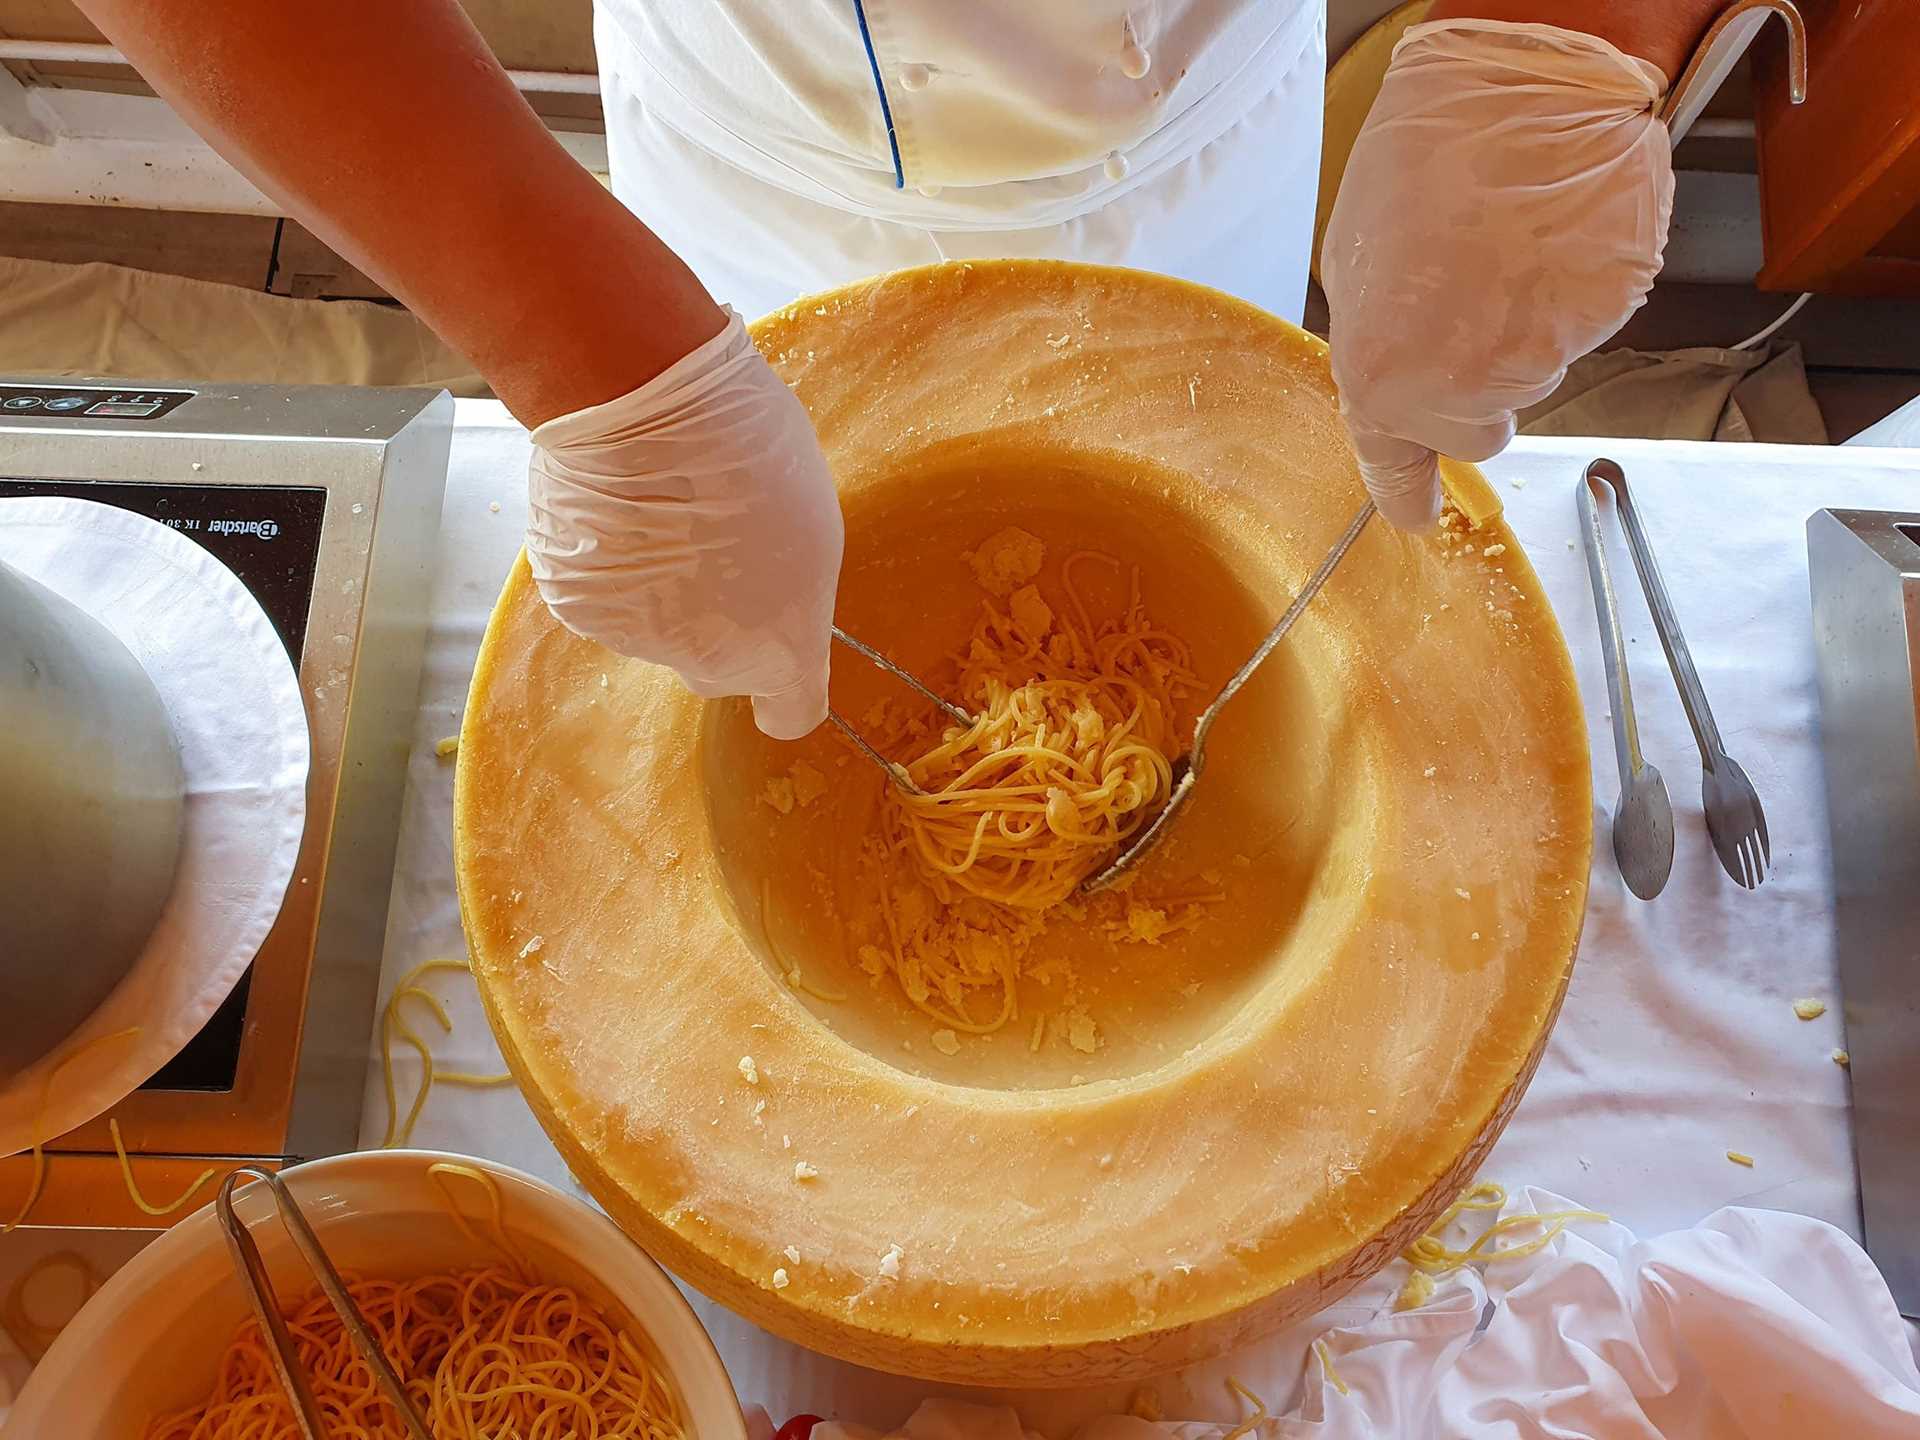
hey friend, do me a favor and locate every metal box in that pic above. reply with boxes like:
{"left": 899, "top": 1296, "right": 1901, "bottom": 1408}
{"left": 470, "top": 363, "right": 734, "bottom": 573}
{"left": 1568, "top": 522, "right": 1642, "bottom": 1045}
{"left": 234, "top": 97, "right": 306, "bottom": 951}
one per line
{"left": 1807, "top": 507, "right": 1920, "bottom": 1317}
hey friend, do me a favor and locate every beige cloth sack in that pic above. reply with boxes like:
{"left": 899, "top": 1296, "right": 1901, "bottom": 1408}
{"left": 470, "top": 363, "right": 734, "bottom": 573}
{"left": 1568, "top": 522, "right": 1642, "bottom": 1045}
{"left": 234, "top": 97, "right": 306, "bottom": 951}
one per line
{"left": 0, "top": 255, "right": 483, "bottom": 394}
{"left": 1520, "top": 343, "right": 1827, "bottom": 444}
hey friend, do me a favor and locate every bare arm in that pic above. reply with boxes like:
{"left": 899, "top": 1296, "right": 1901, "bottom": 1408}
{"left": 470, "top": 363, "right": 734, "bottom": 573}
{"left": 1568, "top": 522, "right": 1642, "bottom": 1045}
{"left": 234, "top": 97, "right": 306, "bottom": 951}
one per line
{"left": 1427, "top": 0, "right": 1724, "bottom": 82}
{"left": 72, "top": 0, "right": 722, "bottom": 427}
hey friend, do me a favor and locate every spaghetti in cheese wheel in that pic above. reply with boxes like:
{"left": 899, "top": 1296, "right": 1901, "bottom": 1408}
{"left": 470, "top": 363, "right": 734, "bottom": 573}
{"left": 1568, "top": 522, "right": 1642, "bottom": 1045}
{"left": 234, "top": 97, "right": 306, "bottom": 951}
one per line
{"left": 454, "top": 260, "right": 1591, "bottom": 1385}
{"left": 846, "top": 545, "right": 1207, "bottom": 1035}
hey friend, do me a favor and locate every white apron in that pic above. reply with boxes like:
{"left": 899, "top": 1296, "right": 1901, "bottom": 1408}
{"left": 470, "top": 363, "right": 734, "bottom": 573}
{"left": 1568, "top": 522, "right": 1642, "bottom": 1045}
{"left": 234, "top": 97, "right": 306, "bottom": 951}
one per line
{"left": 593, "top": 1, "right": 1326, "bottom": 322}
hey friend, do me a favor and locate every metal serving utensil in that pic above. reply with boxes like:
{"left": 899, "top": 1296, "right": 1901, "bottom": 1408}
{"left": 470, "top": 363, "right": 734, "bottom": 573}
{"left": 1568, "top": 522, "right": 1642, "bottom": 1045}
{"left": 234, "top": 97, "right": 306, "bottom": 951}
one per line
{"left": 825, "top": 626, "right": 974, "bottom": 797}
{"left": 1579, "top": 471, "right": 1676, "bottom": 901}
{"left": 215, "top": 1166, "right": 434, "bottom": 1440}
{"left": 1587, "top": 459, "right": 1770, "bottom": 888}
{"left": 1082, "top": 501, "right": 1376, "bottom": 894}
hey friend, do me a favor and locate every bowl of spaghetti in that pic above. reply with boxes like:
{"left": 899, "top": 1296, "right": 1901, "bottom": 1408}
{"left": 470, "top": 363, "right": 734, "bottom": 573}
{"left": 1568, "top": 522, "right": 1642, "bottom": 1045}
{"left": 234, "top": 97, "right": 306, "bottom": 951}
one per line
{"left": 6, "top": 1149, "right": 745, "bottom": 1439}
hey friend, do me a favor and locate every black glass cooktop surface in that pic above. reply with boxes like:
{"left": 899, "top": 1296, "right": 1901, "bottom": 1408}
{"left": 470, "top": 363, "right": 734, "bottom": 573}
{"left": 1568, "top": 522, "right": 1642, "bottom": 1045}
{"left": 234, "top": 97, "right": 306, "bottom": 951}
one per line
{"left": 0, "top": 476, "right": 325, "bottom": 1090}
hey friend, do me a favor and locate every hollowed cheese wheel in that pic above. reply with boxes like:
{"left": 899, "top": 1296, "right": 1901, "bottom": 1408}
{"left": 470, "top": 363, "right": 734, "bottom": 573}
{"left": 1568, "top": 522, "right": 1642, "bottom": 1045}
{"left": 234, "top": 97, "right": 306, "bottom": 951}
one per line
{"left": 455, "top": 261, "right": 1591, "bottom": 1386}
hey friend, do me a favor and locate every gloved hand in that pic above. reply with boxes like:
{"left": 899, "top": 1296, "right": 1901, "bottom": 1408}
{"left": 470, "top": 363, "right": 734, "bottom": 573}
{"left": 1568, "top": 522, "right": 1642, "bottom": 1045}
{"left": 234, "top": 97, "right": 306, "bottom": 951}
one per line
{"left": 526, "top": 309, "right": 844, "bottom": 739}
{"left": 1322, "top": 21, "right": 1675, "bottom": 530}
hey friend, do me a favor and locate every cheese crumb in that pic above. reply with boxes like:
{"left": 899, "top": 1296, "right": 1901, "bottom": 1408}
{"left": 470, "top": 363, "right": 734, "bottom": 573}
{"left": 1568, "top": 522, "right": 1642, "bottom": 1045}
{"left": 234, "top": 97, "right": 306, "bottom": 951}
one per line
{"left": 434, "top": 735, "right": 460, "bottom": 758}
{"left": 789, "top": 760, "right": 829, "bottom": 808}
{"left": 877, "top": 1243, "right": 903, "bottom": 1279}
{"left": 1482, "top": 543, "right": 1507, "bottom": 558}
{"left": 1791, "top": 997, "right": 1826, "bottom": 1021}
{"left": 1009, "top": 584, "right": 1054, "bottom": 641}
{"left": 793, "top": 1161, "right": 818, "bottom": 1181}
{"left": 967, "top": 527, "right": 1046, "bottom": 596}
{"left": 488, "top": 500, "right": 501, "bottom": 513}
{"left": 772, "top": 1267, "right": 790, "bottom": 1289}
{"left": 783, "top": 1245, "right": 801, "bottom": 1264}
{"left": 1395, "top": 1270, "right": 1437, "bottom": 1311}
{"left": 761, "top": 778, "right": 796, "bottom": 814}
{"left": 1423, "top": 766, "right": 1437, "bottom": 778}
{"left": 517, "top": 935, "right": 545, "bottom": 959}
{"left": 1832, "top": 1048, "right": 1850, "bottom": 1067}
{"left": 1119, "top": 902, "right": 1174, "bottom": 944}
{"left": 738, "top": 1055, "right": 759, "bottom": 1085}
{"left": 1067, "top": 1012, "right": 1099, "bottom": 1054}
{"left": 599, "top": 673, "right": 609, "bottom": 688}
{"left": 931, "top": 1029, "right": 961, "bottom": 1056}
{"left": 1726, "top": 1150, "right": 1755, "bottom": 1167}
{"left": 1454, "top": 887, "right": 1471, "bottom": 901}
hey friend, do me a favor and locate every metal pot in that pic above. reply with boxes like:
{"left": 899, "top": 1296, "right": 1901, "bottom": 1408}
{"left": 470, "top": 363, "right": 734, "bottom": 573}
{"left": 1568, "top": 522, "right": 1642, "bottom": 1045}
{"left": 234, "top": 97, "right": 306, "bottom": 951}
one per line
{"left": 0, "top": 558, "right": 185, "bottom": 1082}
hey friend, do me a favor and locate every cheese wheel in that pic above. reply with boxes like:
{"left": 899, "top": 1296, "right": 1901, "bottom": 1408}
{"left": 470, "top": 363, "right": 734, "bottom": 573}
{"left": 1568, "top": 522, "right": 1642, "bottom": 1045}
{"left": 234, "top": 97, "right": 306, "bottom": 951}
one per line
{"left": 455, "top": 261, "right": 1591, "bottom": 1385}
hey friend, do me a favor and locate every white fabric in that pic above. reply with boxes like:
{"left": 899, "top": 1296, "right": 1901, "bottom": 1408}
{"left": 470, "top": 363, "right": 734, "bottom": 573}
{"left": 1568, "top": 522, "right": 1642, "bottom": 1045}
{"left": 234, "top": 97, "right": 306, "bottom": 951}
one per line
{"left": 527, "top": 309, "right": 845, "bottom": 739}
{"left": 818, "top": 1194, "right": 1920, "bottom": 1438}
{"left": 13, "top": 423, "right": 1920, "bottom": 1428}
{"left": 0, "top": 497, "right": 307, "bottom": 1155}
{"left": 1845, "top": 394, "right": 1920, "bottom": 448}
{"left": 590, "top": 0, "right": 1319, "bottom": 229}
{"left": 594, "top": 4, "right": 1325, "bottom": 323}
{"left": 1323, "top": 22, "right": 1675, "bottom": 529}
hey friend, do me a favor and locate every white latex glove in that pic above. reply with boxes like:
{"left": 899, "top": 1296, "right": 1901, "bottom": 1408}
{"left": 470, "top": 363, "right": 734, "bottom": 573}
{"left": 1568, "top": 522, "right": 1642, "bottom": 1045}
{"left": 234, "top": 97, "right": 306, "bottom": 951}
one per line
{"left": 1323, "top": 21, "right": 1675, "bottom": 529}
{"left": 526, "top": 308, "right": 844, "bottom": 739}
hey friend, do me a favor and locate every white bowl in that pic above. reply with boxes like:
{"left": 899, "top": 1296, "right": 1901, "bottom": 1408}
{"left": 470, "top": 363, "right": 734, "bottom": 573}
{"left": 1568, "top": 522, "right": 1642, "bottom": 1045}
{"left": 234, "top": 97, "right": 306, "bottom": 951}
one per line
{"left": 6, "top": 1149, "right": 746, "bottom": 1439}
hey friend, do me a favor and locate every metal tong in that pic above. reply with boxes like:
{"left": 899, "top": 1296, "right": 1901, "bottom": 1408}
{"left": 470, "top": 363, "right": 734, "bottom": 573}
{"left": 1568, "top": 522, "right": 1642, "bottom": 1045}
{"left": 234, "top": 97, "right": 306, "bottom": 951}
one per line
{"left": 1083, "top": 501, "right": 1377, "bottom": 892}
{"left": 1579, "top": 473, "right": 1676, "bottom": 900}
{"left": 1582, "top": 460, "right": 1771, "bottom": 894}
{"left": 824, "top": 504, "right": 1376, "bottom": 891}
{"left": 216, "top": 1167, "right": 433, "bottom": 1440}
{"left": 825, "top": 627, "right": 974, "bottom": 797}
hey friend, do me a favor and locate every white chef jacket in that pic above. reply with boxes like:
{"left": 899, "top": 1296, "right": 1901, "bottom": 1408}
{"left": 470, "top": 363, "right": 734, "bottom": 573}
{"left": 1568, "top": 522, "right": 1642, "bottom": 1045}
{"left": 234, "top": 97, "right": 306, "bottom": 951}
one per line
{"left": 593, "top": 1, "right": 1326, "bottom": 322}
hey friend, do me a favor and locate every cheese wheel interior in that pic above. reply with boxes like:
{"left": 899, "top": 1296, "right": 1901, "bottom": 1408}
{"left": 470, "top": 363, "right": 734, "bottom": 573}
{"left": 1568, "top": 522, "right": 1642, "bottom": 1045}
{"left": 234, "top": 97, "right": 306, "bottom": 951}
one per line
{"left": 455, "top": 260, "right": 1591, "bottom": 1385}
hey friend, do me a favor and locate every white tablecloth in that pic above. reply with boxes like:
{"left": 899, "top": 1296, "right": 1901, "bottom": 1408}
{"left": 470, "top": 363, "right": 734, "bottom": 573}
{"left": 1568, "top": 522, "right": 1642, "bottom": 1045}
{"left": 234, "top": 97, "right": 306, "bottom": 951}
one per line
{"left": 8, "top": 407, "right": 1918, "bottom": 1428}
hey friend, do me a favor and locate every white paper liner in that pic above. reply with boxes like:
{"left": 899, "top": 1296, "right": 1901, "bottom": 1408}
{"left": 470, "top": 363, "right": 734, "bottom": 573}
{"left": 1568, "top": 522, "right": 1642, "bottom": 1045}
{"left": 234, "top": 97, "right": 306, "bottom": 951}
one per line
{"left": 0, "top": 496, "right": 308, "bottom": 1154}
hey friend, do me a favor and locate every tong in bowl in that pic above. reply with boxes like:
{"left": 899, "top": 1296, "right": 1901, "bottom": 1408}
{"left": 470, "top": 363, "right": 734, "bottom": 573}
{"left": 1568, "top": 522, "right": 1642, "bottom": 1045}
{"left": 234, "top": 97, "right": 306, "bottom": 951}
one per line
{"left": 216, "top": 1166, "right": 433, "bottom": 1440}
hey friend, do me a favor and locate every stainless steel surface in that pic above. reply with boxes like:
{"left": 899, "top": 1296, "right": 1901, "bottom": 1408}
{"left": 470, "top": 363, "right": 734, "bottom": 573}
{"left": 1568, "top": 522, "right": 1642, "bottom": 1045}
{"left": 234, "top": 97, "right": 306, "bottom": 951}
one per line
{"left": 0, "top": 379, "right": 452, "bottom": 1228}
{"left": 1589, "top": 460, "right": 1770, "bottom": 890}
{"left": 0, "top": 560, "right": 184, "bottom": 1082}
{"left": 1579, "top": 471, "right": 1675, "bottom": 902}
{"left": 1082, "top": 501, "right": 1376, "bottom": 894}
{"left": 1807, "top": 507, "right": 1920, "bottom": 1319}
{"left": 217, "top": 1167, "right": 433, "bottom": 1440}
{"left": 1659, "top": 0, "right": 1807, "bottom": 143}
